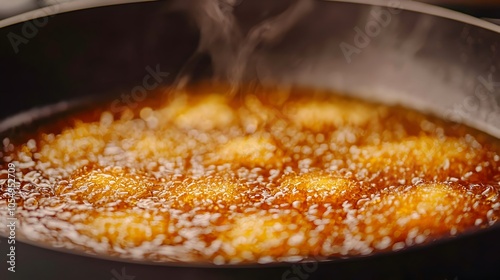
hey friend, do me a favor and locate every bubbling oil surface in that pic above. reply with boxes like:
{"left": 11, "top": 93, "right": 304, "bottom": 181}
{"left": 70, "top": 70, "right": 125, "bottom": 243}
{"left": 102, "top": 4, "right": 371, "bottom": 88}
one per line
{"left": 1, "top": 84, "right": 500, "bottom": 264}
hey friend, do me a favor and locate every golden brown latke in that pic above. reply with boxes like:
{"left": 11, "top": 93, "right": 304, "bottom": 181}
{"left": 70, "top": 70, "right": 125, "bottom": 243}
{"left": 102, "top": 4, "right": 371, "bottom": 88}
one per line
{"left": 1, "top": 85, "right": 500, "bottom": 264}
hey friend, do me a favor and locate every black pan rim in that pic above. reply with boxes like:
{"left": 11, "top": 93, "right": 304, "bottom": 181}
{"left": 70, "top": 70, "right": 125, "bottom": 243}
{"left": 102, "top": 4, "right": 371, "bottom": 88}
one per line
{"left": 0, "top": 0, "right": 499, "bottom": 34}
